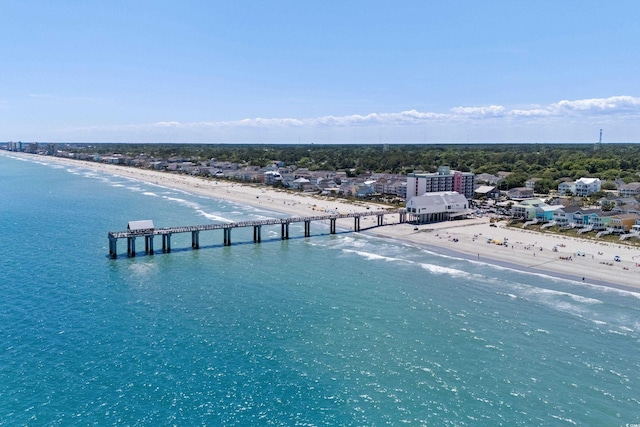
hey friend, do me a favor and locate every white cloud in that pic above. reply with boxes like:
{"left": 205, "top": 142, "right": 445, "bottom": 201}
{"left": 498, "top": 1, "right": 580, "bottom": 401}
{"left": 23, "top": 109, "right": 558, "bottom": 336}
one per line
{"left": 450, "top": 105, "right": 506, "bottom": 118}
{"left": 548, "top": 96, "right": 640, "bottom": 115}
{"left": 154, "top": 121, "right": 182, "bottom": 127}
{"left": 55, "top": 95, "right": 640, "bottom": 143}
{"left": 139, "top": 96, "right": 640, "bottom": 130}
{"left": 508, "top": 108, "right": 553, "bottom": 118}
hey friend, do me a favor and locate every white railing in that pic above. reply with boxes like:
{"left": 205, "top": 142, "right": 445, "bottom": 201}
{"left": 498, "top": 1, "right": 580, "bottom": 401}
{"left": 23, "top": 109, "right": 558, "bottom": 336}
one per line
{"left": 577, "top": 224, "right": 594, "bottom": 234}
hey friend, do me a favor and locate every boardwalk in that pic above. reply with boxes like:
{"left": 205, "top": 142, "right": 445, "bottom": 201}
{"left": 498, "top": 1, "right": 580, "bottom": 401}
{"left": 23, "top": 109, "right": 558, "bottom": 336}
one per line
{"left": 108, "top": 209, "right": 406, "bottom": 258}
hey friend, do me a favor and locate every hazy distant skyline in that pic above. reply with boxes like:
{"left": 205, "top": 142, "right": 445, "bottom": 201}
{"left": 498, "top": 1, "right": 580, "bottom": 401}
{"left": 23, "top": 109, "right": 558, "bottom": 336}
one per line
{"left": 2, "top": 1, "right": 639, "bottom": 143}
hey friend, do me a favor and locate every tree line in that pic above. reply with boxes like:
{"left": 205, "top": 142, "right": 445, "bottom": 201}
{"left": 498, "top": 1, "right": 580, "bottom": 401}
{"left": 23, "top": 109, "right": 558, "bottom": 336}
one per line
{"left": 64, "top": 143, "right": 640, "bottom": 192}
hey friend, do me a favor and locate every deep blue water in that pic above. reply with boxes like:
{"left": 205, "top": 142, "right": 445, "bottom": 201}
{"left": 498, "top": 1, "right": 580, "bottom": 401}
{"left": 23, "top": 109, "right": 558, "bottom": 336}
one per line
{"left": 1, "top": 152, "right": 640, "bottom": 426}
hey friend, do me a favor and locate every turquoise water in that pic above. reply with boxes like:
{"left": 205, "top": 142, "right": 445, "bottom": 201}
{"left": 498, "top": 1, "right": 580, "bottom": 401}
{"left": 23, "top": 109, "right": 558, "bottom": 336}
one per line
{"left": 1, "top": 153, "right": 640, "bottom": 426}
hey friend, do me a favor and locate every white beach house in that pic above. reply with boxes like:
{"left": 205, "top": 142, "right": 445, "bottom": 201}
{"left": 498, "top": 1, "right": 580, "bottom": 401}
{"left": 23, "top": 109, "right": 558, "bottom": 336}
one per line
{"left": 558, "top": 177, "right": 602, "bottom": 196}
{"left": 406, "top": 191, "right": 469, "bottom": 224}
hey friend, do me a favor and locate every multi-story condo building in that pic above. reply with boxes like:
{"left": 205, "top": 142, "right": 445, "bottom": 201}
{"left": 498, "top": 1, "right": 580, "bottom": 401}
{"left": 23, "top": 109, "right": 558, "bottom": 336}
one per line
{"left": 406, "top": 166, "right": 475, "bottom": 200}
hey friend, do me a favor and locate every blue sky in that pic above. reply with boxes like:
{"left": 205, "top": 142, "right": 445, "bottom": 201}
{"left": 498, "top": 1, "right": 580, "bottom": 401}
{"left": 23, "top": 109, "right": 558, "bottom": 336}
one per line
{"left": 2, "top": 1, "right": 639, "bottom": 143}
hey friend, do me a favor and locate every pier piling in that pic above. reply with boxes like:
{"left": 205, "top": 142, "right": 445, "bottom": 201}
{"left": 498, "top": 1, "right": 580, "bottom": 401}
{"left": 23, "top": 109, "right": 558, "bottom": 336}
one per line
{"left": 127, "top": 236, "right": 136, "bottom": 257}
{"left": 162, "top": 234, "right": 171, "bottom": 253}
{"left": 281, "top": 222, "right": 289, "bottom": 240}
{"left": 145, "top": 235, "right": 154, "bottom": 255}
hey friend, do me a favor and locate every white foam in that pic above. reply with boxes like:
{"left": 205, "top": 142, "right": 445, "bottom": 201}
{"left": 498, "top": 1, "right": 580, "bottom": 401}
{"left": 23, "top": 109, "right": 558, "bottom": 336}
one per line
{"left": 522, "top": 286, "right": 602, "bottom": 305}
{"left": 196, "top": 210, "right": 233, "bottom": 223}
{"left": 419, "top": 263, "right": 473, "bottom": 278}
{"left": 342, "top": 248, "right": 406, "bottom": 263}
{"left": 162, "top": 196, "right": 201, "bottom": 210}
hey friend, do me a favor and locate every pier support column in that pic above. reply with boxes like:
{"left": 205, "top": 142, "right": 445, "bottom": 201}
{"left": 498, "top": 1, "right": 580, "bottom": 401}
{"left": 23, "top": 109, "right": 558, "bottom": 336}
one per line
{"left": 253, "top": 225, "right": 261, "bottom": 243}
{"left": 281, "top": 222, "right": 289, "bottom": 240}
{"left": 109, "top": 236, "right": 118, "bottom": 259}
{"left": 330, "top": 218, "right": 336, "bottom": 234}
{"left": 224, "top": 228, "right": 231, "bottom": 246}
{"left": 354, "top": 217, "right": 360, "bottom": 232}
{"left": 127, "top": 236, "right": 136, "bottom": 257}
{"left": 162, "top": 234, "right": 172, "bottom": 253}
{"left": 304, "top": 220, "right": 311, "bottom": 237}
{"left": 145, "top": 235, "right": 154, "bottom": 255}
{"left": 192, "top": 231, "right": 200, "bottom": 249}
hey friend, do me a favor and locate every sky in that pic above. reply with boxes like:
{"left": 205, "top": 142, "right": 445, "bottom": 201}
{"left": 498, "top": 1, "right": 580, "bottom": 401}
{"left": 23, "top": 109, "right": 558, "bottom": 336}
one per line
{"left": 1, "top": 1, "right": 640, "bottom": 144}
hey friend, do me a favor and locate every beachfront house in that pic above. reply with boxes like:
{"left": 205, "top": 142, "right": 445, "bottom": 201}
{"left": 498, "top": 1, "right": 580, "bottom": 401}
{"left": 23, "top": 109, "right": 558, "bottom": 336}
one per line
{"left": 536, "top": 204, "right": 564, "bottom": 222}
{"left": 551, "top": 207, "right": 604, "bottom": 227}
{"left": 405, "top": 191, "right": 469, "bottom": 224}
{"left": 608, "top": 214, "right": 640, "bottom": 232}
{"left": 512, "top": 200, "right": 562, "bottom": 222}
{"left": 511, "top": 199, "right": 547, "bottom": 220}
{"left": 356, "top": 182, "right": 376, "bottom": 198}
{"left": 589, "top": 214, "right": 613, "bottom": 231}
{"left": 263, "top": 170, "right": 282, "bottom": 185}
{"left": 291, "top": 177, "right": 310, "bottom": 190}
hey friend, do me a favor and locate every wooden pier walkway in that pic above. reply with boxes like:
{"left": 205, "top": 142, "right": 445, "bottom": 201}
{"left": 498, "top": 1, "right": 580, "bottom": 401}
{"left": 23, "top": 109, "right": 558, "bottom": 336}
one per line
{"left": 108, "top": 209, "right": 406, "bottom": 258}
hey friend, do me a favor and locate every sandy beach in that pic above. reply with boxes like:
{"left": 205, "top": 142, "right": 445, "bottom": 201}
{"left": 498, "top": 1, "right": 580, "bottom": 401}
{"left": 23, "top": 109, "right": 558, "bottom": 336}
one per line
{"left": 8, "top": 151, "right": 640, "bottom": 292}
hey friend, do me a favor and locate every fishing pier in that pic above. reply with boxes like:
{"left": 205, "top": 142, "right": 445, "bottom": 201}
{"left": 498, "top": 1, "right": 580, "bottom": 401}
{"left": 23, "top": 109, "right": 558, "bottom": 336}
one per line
{"left": 108, "top": 209, "right": 406, "bottom": 259}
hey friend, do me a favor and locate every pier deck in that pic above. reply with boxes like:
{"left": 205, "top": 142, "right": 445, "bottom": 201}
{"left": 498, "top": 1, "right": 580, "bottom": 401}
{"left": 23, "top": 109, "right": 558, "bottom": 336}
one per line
{"left": 108, "top": 209, "right": 406, "bottom": 258}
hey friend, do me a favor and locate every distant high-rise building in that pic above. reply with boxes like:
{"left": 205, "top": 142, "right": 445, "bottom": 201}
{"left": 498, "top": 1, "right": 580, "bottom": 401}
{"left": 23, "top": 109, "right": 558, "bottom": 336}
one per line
{"left": 406, "top": 166, "right": 475, "bottom": 200}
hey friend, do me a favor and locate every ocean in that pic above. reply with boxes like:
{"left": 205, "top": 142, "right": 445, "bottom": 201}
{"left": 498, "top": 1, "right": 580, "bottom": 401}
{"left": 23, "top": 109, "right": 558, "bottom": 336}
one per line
{"left": 1, "top": 152, "right": 640, "bottom": 426}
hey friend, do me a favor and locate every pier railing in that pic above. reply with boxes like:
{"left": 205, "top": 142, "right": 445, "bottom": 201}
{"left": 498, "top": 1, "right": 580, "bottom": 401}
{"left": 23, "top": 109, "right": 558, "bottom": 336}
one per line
{"left": 108, "top": 209, "right": 406, "bottom": 258}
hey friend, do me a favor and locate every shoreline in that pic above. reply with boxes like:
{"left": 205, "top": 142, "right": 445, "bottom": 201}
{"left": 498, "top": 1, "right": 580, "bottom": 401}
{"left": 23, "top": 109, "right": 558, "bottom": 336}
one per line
{"left": 5, "top": 151, "right": 640, "bottom": 293}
